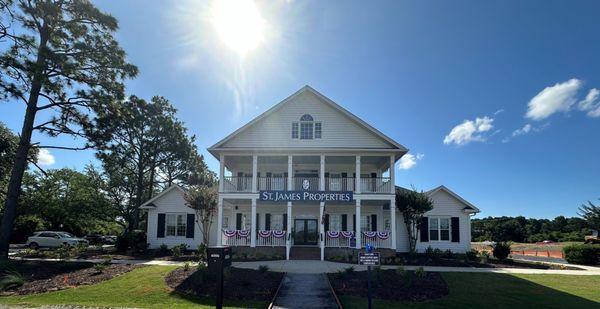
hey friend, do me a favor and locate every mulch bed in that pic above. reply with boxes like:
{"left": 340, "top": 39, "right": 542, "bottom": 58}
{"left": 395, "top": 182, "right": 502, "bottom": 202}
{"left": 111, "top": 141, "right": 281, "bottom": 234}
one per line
{"left": 165, "top": 267, "right": 284, "bottom": 301}
{"left": 327, "top": 269, "right": 448, "bottom": 302}
{"left": 1, "top": 261, "right": 141, "bottom": 295}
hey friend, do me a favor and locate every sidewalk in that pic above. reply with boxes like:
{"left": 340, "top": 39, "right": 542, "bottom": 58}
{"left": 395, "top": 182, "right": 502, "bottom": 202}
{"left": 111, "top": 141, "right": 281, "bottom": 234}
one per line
{"left": 10, "top": 256, "right": 600, "bottom": 275}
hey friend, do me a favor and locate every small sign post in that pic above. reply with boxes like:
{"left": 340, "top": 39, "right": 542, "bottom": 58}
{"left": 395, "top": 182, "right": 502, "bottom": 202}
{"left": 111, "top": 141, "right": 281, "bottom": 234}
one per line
{"left": 358, "top": 244, "right": 380, "bottom": 309}
{"left": 207, "top": 246, "right": 232, "bottom": 309}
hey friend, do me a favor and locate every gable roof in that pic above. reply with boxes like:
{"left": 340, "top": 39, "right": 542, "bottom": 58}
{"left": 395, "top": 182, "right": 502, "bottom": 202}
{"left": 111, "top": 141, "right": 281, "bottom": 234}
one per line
{"left": 396, "top": 185, "right": 480, "bottom": 213}
{"left": 140, "top": 184, "right": 187, "bottom": 209}
{"left": 208, "top": 85, "right": 408, "bottom": 158}
{"left": 426, "top": 185, "right": 480, "bottom": 213}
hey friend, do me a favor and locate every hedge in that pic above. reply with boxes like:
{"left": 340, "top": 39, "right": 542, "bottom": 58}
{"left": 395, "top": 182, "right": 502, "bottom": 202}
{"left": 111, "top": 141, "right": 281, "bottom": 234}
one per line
{"left": 562, "top": 244, "right": 600, "bottom": 265}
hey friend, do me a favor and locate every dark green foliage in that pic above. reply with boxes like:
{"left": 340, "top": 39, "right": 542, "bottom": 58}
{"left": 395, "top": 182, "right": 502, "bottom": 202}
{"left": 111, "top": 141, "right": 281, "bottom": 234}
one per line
{"left": 171, "top": 243, "right": 188, "bottom": 257}
{"left": 184, "top": 185, "right": 218, "bottom": 246}
{"left": 396, "top": 187, "right": 433, "bottom": 252}
{"left": 466, "top": 249, "right": 479, "bottom": 261}
{"left": 472, "top": 216, "right": 592, "bottom": 243}
{"left": 115, "top": 230, "right": 147, "bottom": 253}
{"left": 563, "top": 244, "right": 600, "bottom": 265}
{"left": 578, "top": 200, "right": 600, "bottom": 231}
{"left": 0, "top": 271, "right": 26, "bottom": 291}
{"left": 492, "top": 242, "right": 511, "bottom": 260}
{"left": 258, "top": 265, "right": 269, "bottom": 273}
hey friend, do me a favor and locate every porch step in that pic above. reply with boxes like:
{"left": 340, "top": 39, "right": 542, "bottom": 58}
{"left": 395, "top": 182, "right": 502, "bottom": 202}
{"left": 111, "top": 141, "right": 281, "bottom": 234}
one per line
{"left": 290, "top": 247, "right": 321, "bottom": 260}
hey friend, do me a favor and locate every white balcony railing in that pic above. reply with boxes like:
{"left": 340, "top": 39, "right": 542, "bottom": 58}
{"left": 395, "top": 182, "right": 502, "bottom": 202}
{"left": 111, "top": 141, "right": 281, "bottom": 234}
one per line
{"left": 360, "top": 231, "right": 392, "bottom": 248}
{"left": 325, "top": 231, "right": 355, "bottom": 247}
{"left": 222, "top": 230, "right": 251, "bottom": 246}
{"left": 223, "top": 176, "right": 253, "bottom": 192}
{"left": 256, "top": 230, "right": 286, "bottom": 246}
{"left": 325, "top": 177, "right": 355, "bottom": 191}
{"left": 257, "top": 177, "right": 287, "bottom": 191}
{"left": 292, "top": 177, "right": 320, "bottom": 191}
{"left": 360, "top": 177, "right": 392, "bottom": 193}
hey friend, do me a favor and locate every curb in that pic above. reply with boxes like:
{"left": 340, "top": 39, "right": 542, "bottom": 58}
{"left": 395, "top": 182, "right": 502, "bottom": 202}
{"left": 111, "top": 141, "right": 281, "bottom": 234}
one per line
{"left": 267, "top": 272, "right": 286, "bottom": 309}
{"left": 324, "top": 273, "right": 344, "bottom": 309}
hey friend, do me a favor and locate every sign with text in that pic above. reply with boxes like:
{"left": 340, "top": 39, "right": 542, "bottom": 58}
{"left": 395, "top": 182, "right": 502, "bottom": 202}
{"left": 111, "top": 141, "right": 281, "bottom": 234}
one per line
{"left": 259, "top": 191, "right": 353, "bottom": 203}
{"left": 358, "top": 252, "right": 380, "bottom": 266}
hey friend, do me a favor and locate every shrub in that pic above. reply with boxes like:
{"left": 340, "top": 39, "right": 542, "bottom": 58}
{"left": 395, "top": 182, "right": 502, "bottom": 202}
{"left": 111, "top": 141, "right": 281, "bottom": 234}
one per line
{"left": 466, "top": 249, "right": 479, "bottom": 261}
{"left": 93, "top": 263, "right": 108, "bottom": 273}
{"left": 443, "top": 249, "right": 454, "bottom": 259}
{"left": 492, "top": 242, "right": 511, "bottom": 260}
{"left": 395, "top": 265, "right": 406, "bottom": 277}
{"left": 424, "top": 246, "right": 435, "bottom": 257}
{"left": 56, "top": 244, "right": 72, "bottom": 259}
{"left": 172, "top": 243, "right": 189, "bottom": 257}
{"left": 0, "top": 271, "right": 26, "bottom": 291}
{"left": 197, "top": 243, "right": 207, "bottom": 261}
{"left": 183, "top": 262, "right": 191, "bottom": 271}
{"left": 157, "top": 244, "right": 170, "bottom": 256}
{"left": 479, "top": 250, "right": 490, "bottom": 263}
{"left": 414, "top": 266, "right": 426, "bottom": 278}
{"left": 343, "top": 266, "right": 355, "bottom": 275}
{"left": 115, "top": 230, "right": 147, "bottom": 253}
{"left": 563, "top": 244, "right": 600, "bottom": 265}
{"left": 258, "top": 265, "right": 269, "bottom": 273}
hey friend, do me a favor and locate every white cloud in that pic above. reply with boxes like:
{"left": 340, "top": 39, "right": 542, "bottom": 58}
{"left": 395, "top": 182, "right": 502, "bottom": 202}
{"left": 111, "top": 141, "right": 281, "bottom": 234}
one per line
{"left": 578, "top": 88, "right": 600, "bottom": 118}
{"left": 443, "top": 116, "right": 494, "bottom": 146}
{"left": 494, "top": 109, "right": 505, "bottom": 115}
{"left": 512, "top": 123, "right": 532, "bottom": 137}
{"left": 525, "top": 79, "right": 582, "bottom": 120}
{"left": 397, "top": 153, "right": 424, "bottom": 170}
{"left": 37, "top": 149, "right": 55, "bottom": 166}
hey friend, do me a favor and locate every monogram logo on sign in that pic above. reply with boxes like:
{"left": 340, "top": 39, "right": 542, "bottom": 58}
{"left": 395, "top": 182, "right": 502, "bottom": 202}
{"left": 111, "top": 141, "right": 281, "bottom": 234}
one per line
{"left": 302, "top": 179, "right": 310, "bottom": 190}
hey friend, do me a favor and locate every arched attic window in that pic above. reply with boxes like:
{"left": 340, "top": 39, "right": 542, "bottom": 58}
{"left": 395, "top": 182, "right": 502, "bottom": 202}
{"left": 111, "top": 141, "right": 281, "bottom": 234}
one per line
{"left": 292, "top": 114, "right": 321, "bottom": 140}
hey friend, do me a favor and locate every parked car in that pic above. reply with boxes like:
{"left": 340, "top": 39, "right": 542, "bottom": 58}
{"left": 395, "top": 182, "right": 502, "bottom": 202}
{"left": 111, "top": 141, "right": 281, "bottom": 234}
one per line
{"left": 85, "top": 234, "right": 117, "bottom": 245}
{"left": 26, "top": 231, "right": 89, "bottom": 249}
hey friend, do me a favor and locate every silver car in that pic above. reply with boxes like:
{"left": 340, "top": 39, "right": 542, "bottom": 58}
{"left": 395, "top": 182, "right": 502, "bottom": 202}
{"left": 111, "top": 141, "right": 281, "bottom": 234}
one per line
{"left": 26, "top": 231, "right": 89, "bottom": 249}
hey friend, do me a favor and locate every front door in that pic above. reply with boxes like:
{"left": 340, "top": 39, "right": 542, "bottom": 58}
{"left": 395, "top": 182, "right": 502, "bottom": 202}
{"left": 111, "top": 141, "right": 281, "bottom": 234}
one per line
{"left": 294, "top": 219, "right": 318, "bottom": 245}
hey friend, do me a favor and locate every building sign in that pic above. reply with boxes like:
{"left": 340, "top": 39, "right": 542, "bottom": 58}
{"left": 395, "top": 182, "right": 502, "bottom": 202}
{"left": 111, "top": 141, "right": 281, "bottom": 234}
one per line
{"left": 259, "top": 190, "right": 353, "bottom": 202}
{"left": 358, "top": 252, "right": 380, "bottom": 266}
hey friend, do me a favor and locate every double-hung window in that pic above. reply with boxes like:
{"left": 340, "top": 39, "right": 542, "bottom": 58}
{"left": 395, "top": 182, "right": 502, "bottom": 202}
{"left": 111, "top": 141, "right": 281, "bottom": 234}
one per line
{"left": 429, "top": 217, "right": 450, "bottom": 241}
{"left": 329, "top": 214, "right": 341, "bottom": 231}
{"left": 292, "top": 114, "right": 321, "bottom": 140}
{"left": 166, "top": 213, "right": 186, "bottom": 237}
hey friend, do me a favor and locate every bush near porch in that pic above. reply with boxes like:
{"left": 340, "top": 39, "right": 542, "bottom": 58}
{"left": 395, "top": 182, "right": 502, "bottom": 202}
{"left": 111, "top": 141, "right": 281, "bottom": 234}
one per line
{"left": 231, "top": 247, "right": 286, "bottom": 261}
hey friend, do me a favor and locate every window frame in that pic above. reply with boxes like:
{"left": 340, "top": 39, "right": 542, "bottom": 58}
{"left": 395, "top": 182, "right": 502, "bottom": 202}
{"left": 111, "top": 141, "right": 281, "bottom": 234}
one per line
{"left": 314, "top": 122, "right": 322, "bottom": 139}
{"left": 300, "top": 121, "right": 313, "bottom": 139}
{"left": 293, "top": 114, "right": 320, "bottom": 140}
{"left": 428, "top": 217, "right": 451, "bottom": 242}
{"left": 165, "top": 213, "right": 187, "bottom": 237}
{"left": 291, "top": 122, "right": 299, "bottom": 139}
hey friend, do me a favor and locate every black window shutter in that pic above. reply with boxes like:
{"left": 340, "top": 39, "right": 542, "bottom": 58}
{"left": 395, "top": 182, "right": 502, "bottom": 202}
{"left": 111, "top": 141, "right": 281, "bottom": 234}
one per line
{"left": 186, "top": 214, "right": 195, "bottom": 238}
{"left": 256, "top": 213, "right": 260, "bottom": 233}
{"left": 341, "top": 214, "right": 347, "bottom": 231}
{"left": 371, "top": 215, "right": 377, "bottom": 232}
{"left": 283, "top": 214, "right": 287, "bottom": 230}
{"left": 265, "top": 214, "right": 271, "bottom": 230}
{"left": 324, "top": 214, "right": 330, "bottom": 231}
{"left": 157, "top": 213, "right": 165, "bottom": 238}
{"left": 236, "top": 213, "right": 242, "bottom": 230}
{"left": 353, "top": 214, "right": 356, "bottom": 232}
{"left": 420, "top": 217, "right": 429, "bottom": 242}
{"left": 451, "top": 217, "right": 460, "bottom": 243}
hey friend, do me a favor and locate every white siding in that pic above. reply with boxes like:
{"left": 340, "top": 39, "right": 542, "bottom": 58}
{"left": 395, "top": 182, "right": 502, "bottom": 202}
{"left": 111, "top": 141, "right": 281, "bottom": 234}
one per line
{"left": 146, "top": 188, "right": 218, "bottom": 249}
{"left": 220, "top": 91, "right": 395, "bottom": 149}
{"left": 414, "top": 190, "right": 472, "bottom": 253}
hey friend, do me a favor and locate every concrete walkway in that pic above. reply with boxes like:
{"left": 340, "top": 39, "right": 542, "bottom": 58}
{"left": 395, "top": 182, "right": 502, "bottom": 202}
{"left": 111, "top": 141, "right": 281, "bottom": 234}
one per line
{"left": 12, "top": 256, "right": 600, "bottom": 275}
{"left": 233, "top": 260, "right": 600, "bottom": 275}
{"left": 272, "top": 273, "right": 338, "bottom": 309}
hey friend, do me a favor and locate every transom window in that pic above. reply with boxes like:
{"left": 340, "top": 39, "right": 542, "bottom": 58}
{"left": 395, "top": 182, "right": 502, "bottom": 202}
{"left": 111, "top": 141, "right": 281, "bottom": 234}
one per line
{"left": 292, "top": 114, "right": 321, "bottom": 140}
{"left": 429, "top": 217, "right": 450, "bottom": 241}
{"left": 166, "top": 213, "right": 187, "bottom": 237}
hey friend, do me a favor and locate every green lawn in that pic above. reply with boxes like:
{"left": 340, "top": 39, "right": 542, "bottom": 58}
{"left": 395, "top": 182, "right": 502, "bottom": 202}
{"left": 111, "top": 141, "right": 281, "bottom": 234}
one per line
{"left": 0, "top": 266, "right": 267, "bottom": 309}
{"left": 340, "top": 272, "right": 600, "bottom": 309}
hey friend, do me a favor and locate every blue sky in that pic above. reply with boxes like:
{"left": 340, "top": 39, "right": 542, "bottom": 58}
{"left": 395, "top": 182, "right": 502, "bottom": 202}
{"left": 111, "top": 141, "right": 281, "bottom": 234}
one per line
{"left": 2, "top": 0, "right": 599, "bottom": 219}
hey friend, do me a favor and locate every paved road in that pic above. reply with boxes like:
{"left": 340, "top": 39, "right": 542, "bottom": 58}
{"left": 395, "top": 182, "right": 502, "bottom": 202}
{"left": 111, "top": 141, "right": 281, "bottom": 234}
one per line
{"left": 272, "top": 273, "right": 338, "bottom": 309}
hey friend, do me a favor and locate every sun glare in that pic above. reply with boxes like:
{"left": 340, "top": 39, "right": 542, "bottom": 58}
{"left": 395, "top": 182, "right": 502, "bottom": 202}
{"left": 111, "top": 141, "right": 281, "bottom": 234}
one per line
{"left": 211, "top": 0, "right": 266, "bottom": 55}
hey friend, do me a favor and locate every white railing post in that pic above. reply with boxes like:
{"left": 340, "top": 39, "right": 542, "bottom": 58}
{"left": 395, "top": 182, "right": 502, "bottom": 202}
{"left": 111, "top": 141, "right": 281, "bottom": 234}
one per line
{"left": 320, "top": 202, "right": 325, "bottom": 261}
{"left": 391, "top": 198, "right": 397, "bottom": 250}
{"left": 217, "top": 197, "right": 223, "bottom": 245}
{"left": 355, "top": 156, "right": 361, "bottom": 194}
{"left": 252, "top": 155, "right": 258, "bottom": 193}
{"left": 355, "top": 199, "right": 361, "bottom": 249}
{"left": 287, "top": 155, "right": 293, "bottom": 191}
{"left": 219, "top": 154, "right": 225, "bottom": 192}
{"left": 286, "top": 201, "right": 292, "bottom": 260}
{"left": 320, "top": 155, "right": 325, "bottom": 191}
{"left": 390, "top": 155, "right": 396, "bottom": 194}
{"left": 250, "top": 199, "right": 257, "bottom": 247}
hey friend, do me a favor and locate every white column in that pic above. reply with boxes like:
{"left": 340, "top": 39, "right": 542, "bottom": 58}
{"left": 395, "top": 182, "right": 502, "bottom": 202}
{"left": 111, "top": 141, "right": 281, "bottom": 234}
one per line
{"left": 355, "top": 156, "right": 361, "bottom": 194}
{"left": 217, "top": 197, "right": 223, "bottom": 245}
{"left": 219, "top": 154, "right": 225, "bottom": 192}
{"left": 250, "top": 198, "right": 257, "bottom": 247}
{"left": 355, "top": 199, "right": 361, "bottom": 249}
{"left": 320, "top": 201, "right": 325, "bottom": 261}
{"left": 252, "top": 155, "right": 258, "bottom": 193}
{"left": 390, "top": 198, "right": 397, "bottom": 250}
{"left": 286, "top": 201, "right": 292, "bottom": 260}
{"left": 320, "top": 154, "right": 325, "bottom": 191}
{"left": 287, "top": 155, "right": 293, "bottom": 191}
{"left": 390, "top": 155, "right": 396, "bottom": 193}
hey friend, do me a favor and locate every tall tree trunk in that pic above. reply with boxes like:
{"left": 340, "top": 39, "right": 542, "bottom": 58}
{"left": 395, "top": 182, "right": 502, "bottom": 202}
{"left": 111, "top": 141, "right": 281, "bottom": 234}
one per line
{"left": 0, "top": 27, "right": 48, "bottom": 259}
{"left": 132, "top": 152, "right": 145, "bottom": 230}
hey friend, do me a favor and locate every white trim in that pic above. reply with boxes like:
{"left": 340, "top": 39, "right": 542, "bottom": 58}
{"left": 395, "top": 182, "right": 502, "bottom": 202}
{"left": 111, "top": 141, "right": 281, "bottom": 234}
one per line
{"left": 140, "top": 185, "right": 186, "bottom": 208}
{"left": 426, "top": 185, "right": 481, "bottom": 213}
{"left": 428, "top": 216, "right": 451, "bottom": 242}
{"left": 208, "top": 86, "right": 408, "bottom": 159}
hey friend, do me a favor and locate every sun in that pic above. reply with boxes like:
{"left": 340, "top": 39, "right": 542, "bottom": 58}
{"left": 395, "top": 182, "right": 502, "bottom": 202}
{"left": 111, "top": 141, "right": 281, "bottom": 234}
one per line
{"left": 210, "top": 0, "right": 266, "bottom": 55}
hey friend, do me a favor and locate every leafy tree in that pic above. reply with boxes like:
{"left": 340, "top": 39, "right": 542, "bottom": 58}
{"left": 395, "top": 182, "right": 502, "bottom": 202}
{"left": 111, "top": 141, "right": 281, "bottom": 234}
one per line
{"left": 0, "top": 122, "right": 37, "bottom": 205}
{"left": 92, "top": 95, "right": 195, "bottom": 230}
{"left": 0, "top": 0, "right": 137, "bottom": 259}
{"left": 184, "top": 185, "right": 218, "bottom": 246}
{"left": 579, "top": 200, "right": 600, "bottom": 231}
{"left": 395, "top": 187, "right": 433, "bottom": 252}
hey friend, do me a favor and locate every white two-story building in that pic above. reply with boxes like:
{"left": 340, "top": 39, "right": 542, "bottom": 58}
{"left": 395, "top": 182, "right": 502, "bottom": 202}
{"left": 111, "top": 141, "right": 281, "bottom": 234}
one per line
{"left": 142, "top": 86, "right": 479, "bottom": 260}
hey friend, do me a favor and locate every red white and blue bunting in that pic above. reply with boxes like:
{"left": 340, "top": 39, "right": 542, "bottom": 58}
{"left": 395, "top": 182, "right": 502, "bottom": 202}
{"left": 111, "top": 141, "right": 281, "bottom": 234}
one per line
{"left": 224, "top": 230, "right": 287, "bottom": 238}
{"left": 222, "top": 230, "right": 251, "bottom": 238}
{"left": 361, "top": 231, "right": 390, "bottom": 240}
{"left": 327, "top": 231, "right": 355, "bottom": 238}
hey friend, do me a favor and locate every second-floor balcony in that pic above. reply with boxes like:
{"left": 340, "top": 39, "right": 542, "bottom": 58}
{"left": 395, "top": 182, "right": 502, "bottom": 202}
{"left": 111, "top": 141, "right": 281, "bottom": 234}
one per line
{"left": 222, "top": 175, "right": 392, "bottom": 194}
